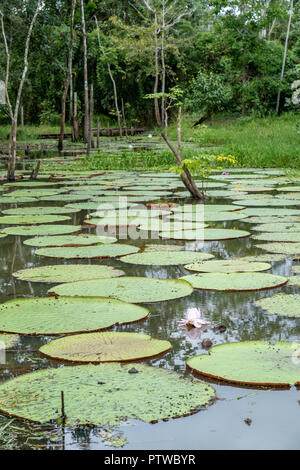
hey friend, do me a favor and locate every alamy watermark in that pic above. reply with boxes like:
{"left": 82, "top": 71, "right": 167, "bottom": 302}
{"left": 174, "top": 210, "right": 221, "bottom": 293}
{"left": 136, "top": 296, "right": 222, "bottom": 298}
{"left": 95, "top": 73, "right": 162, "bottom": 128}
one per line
{"left": 0, "top": 80, "right": 5, "bottom": 105}
{"left": 93, "top": 197, "right": 205, "bottom": 246}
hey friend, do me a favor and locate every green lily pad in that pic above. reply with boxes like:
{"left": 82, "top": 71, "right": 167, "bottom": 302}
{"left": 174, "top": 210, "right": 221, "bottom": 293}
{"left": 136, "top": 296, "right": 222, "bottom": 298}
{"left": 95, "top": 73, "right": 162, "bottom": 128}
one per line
{"left": 243, "top": 216, "right": 300, "bottom": 224}
{"left": 0, "top": 363, "right": 215, "bottom": 425}
{"left": 233, "top": 198, "right": 298, "bottom": 207}
{"left": 1, "top": 225, "right": 81, "bottom": 237}
{"left": 0, "top": 233, "right": 7, "bottom": 239}
{"left": 187, "top": 341, "right": 300, "bottom": 387}
{"left": 184, "top": 259, "right": 271, "bottom": 273}
{"left": 160, "top": 229, "right": 250, "bottom": 241}
{"left": 23, "top": 234, "right": 117, "bottom": 248}
{"left": 40, "top": 332, "right": 170, "bottom": 362}
{"left": 288, "top": 276, "right": 300, "bottom": 286}
{"left": 236, "top": 254, "right": 286, "bottom": 262}
{"left": 252, "top": 232, "right": 300, "bottom": 243}
{"left": 293, "top": 266, "right": 300, "bottom": 274}
{"left": 172, "top": 204, "right": 244, "bottom": 213}
{"left": 4, "top": 181, "right": 58, "bottom": 188}
{"left": 254, "top": 294, "right": 300, "bottom": 318}
{"left": 180, "top": 272, "right": 287, "bottom": 291}
{"left": 0, "top": 298, "right": 148, "bottom": 335}
{"left": 36, "top": 244, "right": 139, "bottom": 259}
{"left": 244, "top": 208, "right": 300, "bottom": 217}
{"left": 4, "top": 189, "right": 67, "bottom": 198}
{"left": 0, "top": 333, "right": 20, "bottom": 349}
{"left": 0, "top": 215, "right": 71, "bottom": 225}
{"left": 120, "top": 251, "right": 214, "bottom": 266}
{"left": 255, "top": 242, "right": 300, "bottom": 255}
{"left": 252, "top": 223, "right": 300, "bottom": 233}
{"left": 13, "top": 264, "right": 124, "bottom": 283}
{"left": 276, "top": 186, "right": 300, "bottom": 192}
{"left": 172, "top": 211, "right": 248, "bottom": 222}
{"left": 143, "top": 244, "right": 184, "bottom": 252}
{"left": 40, "top": 194, "right": 90, "bottom": 202}
{"left": 2, "top": 206, "right": 80, "bottom": 215}
{"left": 0, "top": 197, "right": 37, "bottom": 203}
{"left": 49, "top": 277, "right": 194, "bottom": 303}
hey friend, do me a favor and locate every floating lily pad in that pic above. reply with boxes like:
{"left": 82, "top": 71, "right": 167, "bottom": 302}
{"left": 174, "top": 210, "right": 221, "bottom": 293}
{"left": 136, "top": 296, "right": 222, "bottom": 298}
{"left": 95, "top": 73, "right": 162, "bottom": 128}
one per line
{"left": 254, "top": 294, "right": 300, "bottom": 318}
{"left": 40, "top": 332, "right": 170, "bottom": 362}
{"left": 236, "top": 254, "right": 286, "bottom": 262}
{"left": 1, "top": 225, "right": 81, "bottom": 237}
{"left": 0, "top": 215, "right": 71, "bottom": 225}
{"left": 233, "top": 198, "right": 298, "bottom": 207}
{"left": 0, "top": 298, "right": 148, "bottom": 335}
{"left": 143, "top": 244, "right": 184, "bottom": 252}
{"left": 3, "top": 181, "right": 58, "bottom": 188}
{"left": 293, "top": 266, "right": 300, "bottom": 274}
{"left": 180, "top": 272, "right": 287, "bottom": 291}
{"left": 0, "top": 197, "right": 37, "bottom": 203}
{"left": 173, "top": 211, "right": 248, "bottom": 222}
{"left": 255, "top": 242, "right": 300, "bottom": 255}
{"left": 4, "top": 189, "right": 67, "bottom": 198}
{"left": 0, "top": 363, "right": 216, "bottom": 425}
{"left": 0, "top": 233, "right": 7, "bottom": 239}
{"left": 160, "top": 228, "right": 250, "bottom": 241}
{"left": 252, "top": 223, "right": 300, "bottom": 233}
{"left": 187, "top": 341, "right": 300, "bottom": 387}
{"left": 288, "top": 276, "right": 300, "bottom": 287}
{"left": 2, "top": 206, "right": 80, "bottom": 215}
{"left": 252, "top": 232, "right": 300, "bottom": 243}
{"left": 49, "top": 277, "right": 193, "bottom": 303}
{"left": 36, "top": 244, "right": 139, "bottom": 259}
{"left": 244, "top": 208, "right": 300, "bottom": 217}
{"left": 40, "top": 194, "right": 90, "bottom": 202}
{"left": 276, "top": 186, "right": 300, "bottom": 192}
{"left": 173, "top": 204, "right": 244, "bottom": 213}
{"left": 23, "top": 234, "right": 117, "bottom": 248}
{"left": 120, "top": 251, "right": 214, "bottom": 266}
{"left": 242, "top": 216, "right": 300, "bottom": 224}
{"left": 0, "top": 333, "right": 20, "bottom": 349}
{"left": 13, "top": 264, "right": 124, "bottom": 283}
{"left": 184, "top": 259, "right": 271, "bottom": 273}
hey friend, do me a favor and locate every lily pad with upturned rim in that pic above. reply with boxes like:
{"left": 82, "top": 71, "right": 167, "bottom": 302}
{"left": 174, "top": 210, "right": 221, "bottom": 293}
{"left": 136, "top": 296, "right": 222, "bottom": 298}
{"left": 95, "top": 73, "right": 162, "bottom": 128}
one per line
{"left": 252, "top": 232, "right": 300, "bottom": 243}
{"left": 160, "top": 228, "right": 250, "bottom": 241}
{"left": 184, "top": 259, "right": 271, "bottom": 273}
{"left": 0, "top": 298, "right": 149, "bottom": 335}
{"left": 13, "top": 264, "right": 125, "bottom": 283}
{"left": 186, "top": 341, "right": 300, "bottom": 388}
{"left": 49, "top": 277, "right": 194, "bottom": 303}
{"left": 252, "top": 223, "right": 300, "bottom": 233}
{"left": 39, "top": 332, "right": 171, "bottom": 362}
{"left": 255, "top": 242, "right": 300, "bottom": 255}
{"left": 1, "top": 225, "right": 81, "bottom": 237}
{"left": 120, "top": 251, "right": 214, "bottom": 266}
{"left": 0, "top": 215, "right": 71, "bottom": 225}
{"left": 23, "top": 234, "right": 117, "bottom": 248}
{"left": 2, "top": 206, "right": 80, "bottom": 216}
{"left": 0, "top": 363, "right": 216, "bottom": 425}
{"left": 36, "top": 244, "right": 140, "bottom": 260}
{"left": 180, "top": 272, "right": 287, "bottom": 292}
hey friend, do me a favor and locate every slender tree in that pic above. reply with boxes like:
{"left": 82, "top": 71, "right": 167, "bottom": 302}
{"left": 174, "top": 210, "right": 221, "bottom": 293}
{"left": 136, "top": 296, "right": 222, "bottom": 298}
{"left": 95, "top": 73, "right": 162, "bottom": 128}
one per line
{"left": 81, "top": 0, "right": 89, "bottom": 142}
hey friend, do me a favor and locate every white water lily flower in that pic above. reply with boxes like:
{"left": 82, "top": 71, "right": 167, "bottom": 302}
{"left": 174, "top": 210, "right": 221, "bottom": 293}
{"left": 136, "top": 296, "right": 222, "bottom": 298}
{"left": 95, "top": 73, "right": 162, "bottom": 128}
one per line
{"left": 179, "top": 307, "right": 210, "bottom": 329}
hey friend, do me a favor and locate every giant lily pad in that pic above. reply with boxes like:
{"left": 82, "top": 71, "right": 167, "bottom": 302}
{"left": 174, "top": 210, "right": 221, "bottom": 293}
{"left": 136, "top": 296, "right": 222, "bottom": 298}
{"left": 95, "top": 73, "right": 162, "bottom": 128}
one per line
{"left": 120, "top": 251, "right": 214, "bottom": 266}
{"left": 252, "top": 232, "right": 300, "bottom": 243}
{"left": 236, "top": 254, "right": 286, "bottom": 262}
{"left": 23, "top": 234, "right": 117, "bottom": 248}
{"left": 0, "top": 333, "right": 20, "bottom": 349}
{"left": 254, "top": 294, "right": 300, "bottom": 318}
{"left": 160, "top": 228, "right": 250, "bottom": 241}
{"left": 49, "top": 277, "right": 193, "bottom": 303}
{"left": 276, "top": 186, "right": 300, "bottom": 192}
{"left": 0, "top": 215, "right": 71, "bottom": 225}
{"left": 3, "top": 189, "right": 67, "bottom": 198}
{"left": 252, "top": 223, "right": 300, "bottom": 232}
{"left": 172, "top": 212, "right": 248, "bottom": 222}
{"left": 1, "top": 225, "right": 81, "bottom": 237}
{"left": 255, "top": 242, "right": 300, "bottom": 255}
{"left": 187, "top": 341, "right": 300, "bottom": 387}
{"left": 172, "top": 204, "right": 244, "bottom": 213}
{"left": 233, "top": 198, "right": 298, "bottom": 207}
{"left": 288, "top": 276, "right": 300, "bottom": 287}
{"left": 13, "top": 264, "right": 124, "bottom": 283}
{"left": 244, "top": 208, "right": 300, "bottom": 217}
{"left": 40, "top": 332, "right": 170, "bottom": 362}
{"left": 184, "top": 259, "right": 271, "bottom": 273}
{"left": 0, "top": 298, "right": 148, "bottom": 335}
{"left": 2, "top": 206, "right": 80, "bottom": 215}
{"left": 180, "top": 272, "right": 287, "bottom": 291}
{"left": 0, "top": 363, "right": 215, "bottom": 425}
{"left": 36, "top": 244, "right": 139, "bottom": 259}
{"left": 0, "top": 196, "right": 37, "bottom": 203}
{"left": 243, "top": 216, "right": 300, "bottom": 224}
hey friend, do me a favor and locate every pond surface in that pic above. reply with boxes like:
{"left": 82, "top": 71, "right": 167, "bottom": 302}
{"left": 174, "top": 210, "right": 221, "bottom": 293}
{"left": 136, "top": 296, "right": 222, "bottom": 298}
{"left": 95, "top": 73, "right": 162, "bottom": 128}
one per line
{"left": 0, "top": 166, "right": 299, "bottom": 450}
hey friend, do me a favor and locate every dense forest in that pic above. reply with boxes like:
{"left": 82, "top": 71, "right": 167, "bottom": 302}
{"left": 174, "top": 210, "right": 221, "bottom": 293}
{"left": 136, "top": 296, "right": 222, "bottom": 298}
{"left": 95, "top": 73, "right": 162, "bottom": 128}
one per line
{"left": 0, "top": 0, "right": 299, "bottom": 131}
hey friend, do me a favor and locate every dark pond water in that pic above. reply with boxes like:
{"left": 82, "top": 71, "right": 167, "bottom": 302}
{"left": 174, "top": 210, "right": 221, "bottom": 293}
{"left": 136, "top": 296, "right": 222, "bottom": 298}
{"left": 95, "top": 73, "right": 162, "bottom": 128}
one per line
{"left": 0, "top": 169, "right": 299, "bottom": 450}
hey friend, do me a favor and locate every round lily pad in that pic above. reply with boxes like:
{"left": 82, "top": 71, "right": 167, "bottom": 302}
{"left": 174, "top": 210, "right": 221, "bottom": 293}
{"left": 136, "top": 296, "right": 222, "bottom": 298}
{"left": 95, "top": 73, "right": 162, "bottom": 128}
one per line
{"left": 160, "top": 229, "right": 250, "bottom": 241}
{"left": 254, "top": 294, "right": 300, "bottom": 318}
{"left": 252, "top": 223, "right": 300, "bottom": 233}
{"left": 0, "top": 197, "right": 37, "bottom": 203}
{"left": 172, "top": 204, "right": 244, "bottom": 213}
{"left": 236, "top": 254, "right": 286, "bottom": 262}
{"left": 0, "top": 333, "right": 20, "bottom": 349}
{"left": 4, "top": 189, "right": 67, "bottom": 198}
{"left": 142, "top": 244, "right": 184, "bottom": 252}
{"left": 1, "top": 225, "right": 81, "bottom": 237}
{"left": 49, "top": 277, "right": 194, "bottom": 303}
{"left": 187, "top": 341, "right": 300, "bottom": 387}
{"left": 23, "top": 234, "right": 117, "bottom": 248}
{"left": 276, "top": 186, "right": 300, "bottom": 192}
{"left": 184, "top": 259, "right": 271, "bottom": 273}
{"left": 255, "top": 242, "right": 300, "bottom": 255}
{"left": 244, "top": 208, "right": 300, "bottom": 217}
{"left": 180, "top": 272, "right": 287, "bottom": 291}
{"left": 2, "top": 206, "right": 80, "bottom": 215}
{"left": 172, "top": 212, "right": 248, "bottom": 222}
{"left": 0, "top": 298, "right": 148, "bottom": 335}
{"left": 243, "top": 216, "right": 300, "bottom": 224}
{"left": 120, "top": 251, "right": 214, "bottom": 266}
{"left": 36, "top": 244, "right": 139, "bottom": 260}
{"left": 288, "top": 276, "right": 300, "bottom": 287}
{"left": 252, "top": 232, "right": 300, "bottom": 243}
{"left": 13, "top": 264, "right": 124, "bottom": 283}
{"left": 0, "top": 215, "right": 71, "bottom": 225}
{"left": 233, "top": 198, "right": 298, "bottom": 207}
{"left": 293, "top": 266, "right": 300, "bottom": 274}
{"left": 0, "top": 363, "right": 215, "bottom": 425}
{"left": 40, "top": 332, "right": 170, "bottom": 362}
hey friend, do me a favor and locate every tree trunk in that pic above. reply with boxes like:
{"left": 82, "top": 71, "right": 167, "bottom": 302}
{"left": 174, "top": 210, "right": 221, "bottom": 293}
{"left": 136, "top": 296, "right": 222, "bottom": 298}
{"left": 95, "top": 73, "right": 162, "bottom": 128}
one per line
{"left": 7, "top": 121, "right": 17, "bottom": 181}
{"left": 276, "top": 0, "right": 293, "bottom": 115}
{"left": 81, "top": 0, "right": 89, "bottom": 142}
{"left": 87, "top": 84, "right": 94, "bottom": 155}
{"left": 72, "top": 92, "right": 79, "bottom": 142}
{"left": 154, "top": 15, "right": 161, "bottom": 126}
{"left": 58, "top": 74, "right": 70, "bottom": 151}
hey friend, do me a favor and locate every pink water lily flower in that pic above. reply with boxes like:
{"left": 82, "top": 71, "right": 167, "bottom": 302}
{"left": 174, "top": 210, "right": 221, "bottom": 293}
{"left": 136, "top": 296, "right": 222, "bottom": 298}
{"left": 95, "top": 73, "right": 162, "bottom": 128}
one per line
{"left": 179, "top": 308, "right": 210, "bottom": 329}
